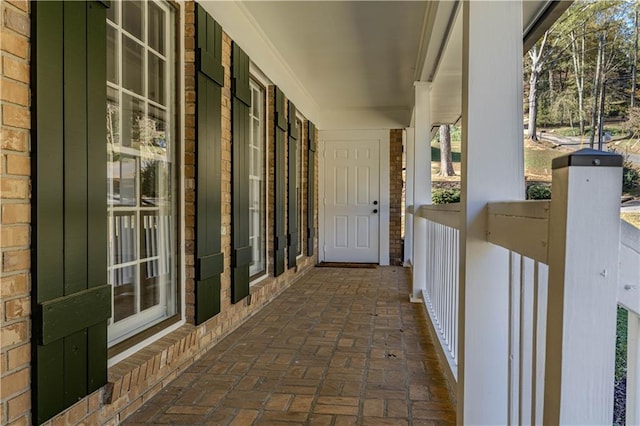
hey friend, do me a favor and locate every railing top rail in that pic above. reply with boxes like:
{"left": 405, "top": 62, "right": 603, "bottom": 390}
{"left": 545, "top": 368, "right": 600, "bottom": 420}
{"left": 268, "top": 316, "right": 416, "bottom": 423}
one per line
{"left": 406, "top": 204, "right": 415, "bottom": 215}
{"left": 486, "top": 200, "right": 550, "bottom": 264}
{"left": 417, "top": 203, "right": 462, "bottom": 230}
{"left": 622, "top": 219, "right": 640, "bottom": 253}
{"left": 487, "top": 200, "right": 550, "bottom": 220}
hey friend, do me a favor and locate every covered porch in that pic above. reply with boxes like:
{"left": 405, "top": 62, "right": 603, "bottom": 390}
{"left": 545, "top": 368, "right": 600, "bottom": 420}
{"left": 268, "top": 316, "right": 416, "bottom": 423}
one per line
{"left": 121, "top": 266, "right": 455, "bottom": 424}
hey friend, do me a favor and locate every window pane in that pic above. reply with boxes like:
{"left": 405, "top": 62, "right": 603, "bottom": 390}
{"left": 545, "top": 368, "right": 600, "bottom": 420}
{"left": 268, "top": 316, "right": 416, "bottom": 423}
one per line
{"left": 107, "top": 25, "right": 118, "bottom": 84}
{"left": 108, "top": 155, "right": 136, "bottom": 206}
{"left": 141, "top": 160, "right": 171, "bottom": 206}
{"left": 148, "top": 52, "right": 165, "bottom": 105}
{"left": 123, "top": 36, "right": 144, "bottom": 95}
{"left": 113, "top": 265, "right": 136, "bottom": 322}
{"left": 123, "top": 0, "right": 143, "bottom": 41}
{"left": 140, "top": 261, "right": 161, "bottom": 311}
{"left": 147, "top": 105, "right": 167, "bottom": 150}
{"left": 148, "top": 2, "right": 165, "bottom": 54}
{"left": 112, "top": 212, "right": 136, "bottom": 263}
{"left": 107, "top": 87, "right": 120, "bottom": 147}
{"left": 106, "top": 0, "right": 118, "bottom": 24}
{"left": 122, "top": 93, "right": 144, "bottom": 150}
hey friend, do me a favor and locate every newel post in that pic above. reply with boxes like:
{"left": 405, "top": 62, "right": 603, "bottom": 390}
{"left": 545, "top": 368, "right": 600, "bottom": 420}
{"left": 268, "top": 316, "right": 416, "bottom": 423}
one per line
{"left": 544, "top": 149, "right": 623, "bottom": 424}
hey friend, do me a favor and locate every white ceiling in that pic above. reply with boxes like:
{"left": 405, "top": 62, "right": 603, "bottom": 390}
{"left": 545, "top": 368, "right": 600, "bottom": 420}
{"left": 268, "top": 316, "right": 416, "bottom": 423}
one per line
{"left": 211, "top": 1, "right": 567, "bottom": 129}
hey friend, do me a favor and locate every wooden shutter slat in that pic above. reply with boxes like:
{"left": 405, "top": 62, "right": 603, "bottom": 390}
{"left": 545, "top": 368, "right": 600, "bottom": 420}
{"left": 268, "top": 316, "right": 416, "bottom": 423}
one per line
{"left": 32, "top": 2, "right": 109, "bottom": 423}
{"left": 35, "top": 0, "right": 64, "bottom": 304}
{"left": 195, "top": 5, "right": 223, "bottom": 324}
{"left": 39, "top": 285, "right": 111, "bottom": 345}
{"left": 231, "top": 42, "right": 251, "bottom": 303}
{"left": 64, "top": 1, "right": 89, "bottom": 295}
{"left": 273, "top": 87, "right": 287, "bottom": 276}
{"left": 307, "top": 122, "right": 316, "bottom": 255}
{"left": 287, "top": 101, "right": 298, "bottom": 268}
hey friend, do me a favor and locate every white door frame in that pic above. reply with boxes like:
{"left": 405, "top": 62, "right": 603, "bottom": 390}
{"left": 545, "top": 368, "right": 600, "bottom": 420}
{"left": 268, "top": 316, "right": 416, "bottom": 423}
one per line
{"left": 318, "top": 129, "right": 390, "bottom": 265}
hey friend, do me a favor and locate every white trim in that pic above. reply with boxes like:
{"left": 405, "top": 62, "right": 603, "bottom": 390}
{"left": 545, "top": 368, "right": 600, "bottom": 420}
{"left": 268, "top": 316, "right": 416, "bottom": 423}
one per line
{"left": 318, "top": 129, "right": 390, "bottom": 265}
{"left": 203, "top": 1, "right": 320, "bottom": 126}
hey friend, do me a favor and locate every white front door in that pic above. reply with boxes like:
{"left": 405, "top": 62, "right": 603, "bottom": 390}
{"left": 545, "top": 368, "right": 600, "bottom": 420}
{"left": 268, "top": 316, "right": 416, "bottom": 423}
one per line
{"left": 323, "top": 140, "right": 380, "bottom": 262}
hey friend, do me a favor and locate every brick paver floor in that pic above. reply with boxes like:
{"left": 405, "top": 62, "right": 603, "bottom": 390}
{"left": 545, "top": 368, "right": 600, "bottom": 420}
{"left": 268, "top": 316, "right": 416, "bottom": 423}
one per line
{"left": 123, "top": 266, "right": 456, "bottom": 425}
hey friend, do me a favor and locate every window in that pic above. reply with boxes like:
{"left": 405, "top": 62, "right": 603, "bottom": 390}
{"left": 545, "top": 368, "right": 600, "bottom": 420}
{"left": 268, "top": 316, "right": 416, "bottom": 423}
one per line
{"left": 296, "top": 117, "right": 304, "bottom": 256}
{"left": 249, "top": 78, "right": 266, "bottom": 278}
{"left": 106, "top": 0, "right": 177, "bottom": 346}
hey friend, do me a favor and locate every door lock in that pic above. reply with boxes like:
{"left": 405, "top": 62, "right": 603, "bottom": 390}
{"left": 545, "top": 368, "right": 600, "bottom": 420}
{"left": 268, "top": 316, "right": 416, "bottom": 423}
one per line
{"left": 373, "top": 200, "right": 378, "bottom": 205}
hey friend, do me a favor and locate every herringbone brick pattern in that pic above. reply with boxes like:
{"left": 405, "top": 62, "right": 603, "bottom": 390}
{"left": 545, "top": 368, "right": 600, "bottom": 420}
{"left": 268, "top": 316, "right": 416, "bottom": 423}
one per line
{"left": 122, "top": 267, "right": 455, "bottom": 425}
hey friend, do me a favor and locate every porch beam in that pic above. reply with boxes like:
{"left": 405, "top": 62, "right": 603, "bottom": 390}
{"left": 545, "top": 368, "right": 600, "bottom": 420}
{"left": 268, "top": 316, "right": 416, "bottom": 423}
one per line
{"left": 458, "top": 1, "right": 525, "bottom": 424}
{"left": 411, "top": 82, "right": 432, "bottom": 301}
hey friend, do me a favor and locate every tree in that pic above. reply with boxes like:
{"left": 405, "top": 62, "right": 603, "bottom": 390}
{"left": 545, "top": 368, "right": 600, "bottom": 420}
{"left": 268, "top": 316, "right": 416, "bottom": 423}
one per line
{"left": 527, "top": 31, "right": 549, "bottom": 141}
{"left": 439, "top": 124, "right": 455, "bottom": 176}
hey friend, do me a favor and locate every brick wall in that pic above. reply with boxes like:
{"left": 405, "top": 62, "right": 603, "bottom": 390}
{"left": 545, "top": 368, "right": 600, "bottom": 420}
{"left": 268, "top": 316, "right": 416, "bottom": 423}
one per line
{"left": 183, "top": 0, "right": 197, "bottom": 323}
{"left": 389, "top": 129, "right": 403, "bottom": 266}
{"left": 0, "top": 1, "right": 32, "bottom": 425}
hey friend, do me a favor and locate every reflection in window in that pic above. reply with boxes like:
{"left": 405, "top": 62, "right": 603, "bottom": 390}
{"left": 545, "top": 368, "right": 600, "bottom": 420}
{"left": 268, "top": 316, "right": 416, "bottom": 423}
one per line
{"left": 107, "top": 0, "right": 176, "bottom": 346}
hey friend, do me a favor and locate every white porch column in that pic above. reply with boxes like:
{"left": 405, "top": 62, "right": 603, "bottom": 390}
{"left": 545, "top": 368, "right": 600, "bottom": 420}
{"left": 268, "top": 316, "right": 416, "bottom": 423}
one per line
{"left": 412, "top": 82, "right": 432, "bottom": 301}
{"left": 404, "top": 127, "right": 415, "bottom": 266}
{"left": 458, "top": 1, "right": 524, "bottom": 424}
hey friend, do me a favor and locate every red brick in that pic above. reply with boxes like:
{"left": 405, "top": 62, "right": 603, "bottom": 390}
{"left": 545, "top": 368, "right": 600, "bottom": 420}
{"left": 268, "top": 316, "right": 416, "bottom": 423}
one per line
{"left": 0, "top": 30, "right": 28, "bottom": 59}
{"left": 1, "top": 225, "right": 29, "bottom": 247}
{"left": 4, "top": 7, "right": 30, "bottom": 37}
{"left": 1, "top": 78, "right": 29, "bottom": 106}
{"left": 0, "top": 368, "right": 29, "bottom": 397}
{"left": 6, "top": 1, "right": 28, "bottom": 13}
{"left": 7, "top": 343, "right": 29, "bottom": 370}
{"left": 6, "top": 391, "right": 29, "bottom": 420}
{"left": 0, "top": 177, "right": 29, "bottom": 199}
{"left": 5, "top": 296, "right": 29, "bottom": 320}
{"left": 2, "top": 104, "right": 30, "bottom": 129}
{"left": 5, "top": 154, "right": 29, "bottom": 176}
{"left": 2, "top": 56, "right": 29, "bottom": 84}
{"left": 2, "top": 249, "right": 29, "bottom": 272}
{"left": 0, "top": 273, "right": 27, "bottom": 298}
{"left": 1, "top": 203, "right": 30, "bottom": 224}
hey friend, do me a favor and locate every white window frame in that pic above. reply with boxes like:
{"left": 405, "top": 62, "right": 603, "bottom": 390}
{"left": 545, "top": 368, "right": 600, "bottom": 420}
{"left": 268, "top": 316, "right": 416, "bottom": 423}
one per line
{"left": 248, "top": 63, "right": 272, "bottom": 285}
{"left": 106, "top": 0, "right": 178, "bottom": 347}
{"left": 296, "top": 114, "right": 304, "bottom": 258}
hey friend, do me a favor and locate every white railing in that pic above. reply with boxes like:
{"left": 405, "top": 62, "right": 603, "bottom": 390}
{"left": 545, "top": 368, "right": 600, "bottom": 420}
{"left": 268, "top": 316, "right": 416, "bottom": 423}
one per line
{"left": 417, "top": 203, "right": 461, "bottom": 379}
{"left": 487, "top": 201, "right": 550, "bottom": 425}
{"left": 619, "top": 220, "right": 640, "bottom": 425}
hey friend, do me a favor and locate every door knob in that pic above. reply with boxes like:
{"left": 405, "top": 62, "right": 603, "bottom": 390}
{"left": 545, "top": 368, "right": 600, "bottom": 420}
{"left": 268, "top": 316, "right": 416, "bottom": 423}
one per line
{"left": 373, "top": 209, "right": 378, "bottom": 214}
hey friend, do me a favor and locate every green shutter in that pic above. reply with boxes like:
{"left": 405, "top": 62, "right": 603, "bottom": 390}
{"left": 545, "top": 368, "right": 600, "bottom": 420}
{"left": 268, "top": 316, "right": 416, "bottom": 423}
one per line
{"left": 273, "top": 87, "right": 287, "bottom": 276}
{"left": 287, "top": 101, "right": 299, "bottom": 268}
{"left": 195, "top": 4, "right": 224, "bottom": 324}
{"left": 307, "top": 122, "right": 316, "bottom": 256}
{"left": 32, "top": 2, "right": 110, "bottom": 423}
{"left": 231, "top": 42, "right": 251, "bottom": 303}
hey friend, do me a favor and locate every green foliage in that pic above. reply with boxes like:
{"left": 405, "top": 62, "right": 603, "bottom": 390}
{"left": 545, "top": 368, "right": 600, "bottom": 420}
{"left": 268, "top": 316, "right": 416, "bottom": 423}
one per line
{"left": 432, "top": 188, "right": 460, "bottom": 204}
{"left": 526, "top": 184, "right": 552, "bottom": 200}
{"left": 610, "top": 147, "right": 640, "bottom": 192}
{"left": 616, "top": 306, "right": 628, "bottom": 382}
{"left": 623, "top": 161, "right": 640, "bottom": 192}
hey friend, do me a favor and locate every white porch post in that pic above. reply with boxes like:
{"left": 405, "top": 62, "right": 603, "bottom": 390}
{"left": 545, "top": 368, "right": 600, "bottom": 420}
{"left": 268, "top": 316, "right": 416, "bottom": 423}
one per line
{"left": 404, "top": 127, "right": 415, "bottom": 266}
{"left": 411, "top": 82, "right": 432, "bottom": 301}
{"left": 458, "top": 1, "right": 524, "bottom": 424}
{"left": 543, "top": 150, "right": 622, "bottom": 424}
